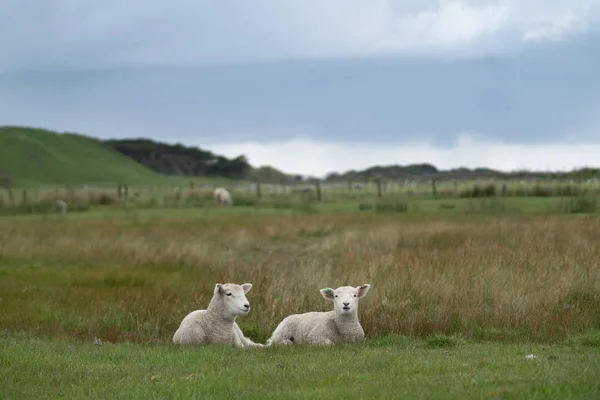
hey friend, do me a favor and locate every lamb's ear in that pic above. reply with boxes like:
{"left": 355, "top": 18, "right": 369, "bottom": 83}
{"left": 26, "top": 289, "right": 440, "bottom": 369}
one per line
{"left": 356, "top": 284, "right": 371, "bottom": 298}
{"left": 214, "top": 284, "right": 224, "bottom": 296}
{"left": 320, "top": 287, "right": 335, "bottom": 300}
{"left": 241, "top": 283, "right": 252, "bottom": 294}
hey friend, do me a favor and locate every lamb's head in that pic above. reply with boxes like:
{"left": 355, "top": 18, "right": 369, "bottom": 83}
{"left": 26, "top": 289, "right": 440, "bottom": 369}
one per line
{"left": 320, "top": 284, "right": 371, "bottom": 316}
{"left": 214, "top": 283, "right": 253, "bottom": 317}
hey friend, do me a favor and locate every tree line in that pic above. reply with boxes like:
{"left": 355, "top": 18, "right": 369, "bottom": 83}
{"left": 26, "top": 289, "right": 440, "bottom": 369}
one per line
{"left": 103, "top": 138, "right": 251, "bottom": 179}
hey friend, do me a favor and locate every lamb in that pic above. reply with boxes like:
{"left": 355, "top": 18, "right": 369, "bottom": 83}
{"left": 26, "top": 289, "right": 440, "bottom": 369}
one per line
{"left": 213, "top": 187, "right": 232, "bottom": 207}
{"left": 173, "top": 282, "right": 264, "bottom": 348}
{"left": 266, "top": 284, "right": 371, "bottom": 347}
{"left": 55, "top": 199, "right": 67, "bottom": 214}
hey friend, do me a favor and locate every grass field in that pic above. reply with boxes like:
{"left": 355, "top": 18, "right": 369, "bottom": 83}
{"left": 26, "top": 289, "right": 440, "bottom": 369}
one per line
{"left": 1, "top": 200, "right": 599, "bottom": 398}
{"left": 2, "top": 334, "right": 598, "bottom": 399}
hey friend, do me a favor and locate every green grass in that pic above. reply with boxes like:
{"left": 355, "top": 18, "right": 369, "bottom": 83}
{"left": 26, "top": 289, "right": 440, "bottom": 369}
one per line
{"left": 0, "top": 203, "right": 292, "bottom": 221}
{"left": 1, "top": 334, "right": 598, "bottom": 399}
{"left": 0, "top": 126, "right": 203, "bottom": 187}
{"left": 2, "top": 195, "right": 593, "bottom": 222}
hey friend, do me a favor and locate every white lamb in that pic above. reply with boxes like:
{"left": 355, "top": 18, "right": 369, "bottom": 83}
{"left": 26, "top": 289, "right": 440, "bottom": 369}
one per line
{"left": 55, "top": 199, "right": 67, "bottom": 214}
{"left": 173, "top": 282, "right": 264, "bottom": 348}
{"left": 213, "top": 187, "right": 232, "bottom": 207}
{"left": 266, "top": 284, "right": 371, "bottom": 346}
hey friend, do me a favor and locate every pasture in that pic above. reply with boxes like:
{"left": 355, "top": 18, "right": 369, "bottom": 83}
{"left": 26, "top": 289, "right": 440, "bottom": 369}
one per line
{"left": 1, "top": 184, "right": 600, "bottom": 399}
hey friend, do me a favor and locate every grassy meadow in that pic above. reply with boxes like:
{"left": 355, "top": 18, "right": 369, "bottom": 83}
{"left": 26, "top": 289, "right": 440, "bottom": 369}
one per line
{"left": 1, "top": 187, "right": 600, "bottom": 398}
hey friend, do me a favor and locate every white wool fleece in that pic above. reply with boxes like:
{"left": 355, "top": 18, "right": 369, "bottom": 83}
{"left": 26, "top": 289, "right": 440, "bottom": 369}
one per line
{"left": 266, "top": 284, "right": 371, "bottom": 346}
{"left": 173, "top": 282, "right": 264, "bottom": 348}
{"left": 214, "top": 187, "right": 232, "bottom": 206}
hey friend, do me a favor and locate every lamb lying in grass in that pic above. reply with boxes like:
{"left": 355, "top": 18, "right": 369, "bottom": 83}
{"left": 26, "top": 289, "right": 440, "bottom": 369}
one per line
{"left": 266, "top": 284, "right": 371, "bottom": 346}
{"left": 173, "top": 282, "right": 264, "bottom": 348}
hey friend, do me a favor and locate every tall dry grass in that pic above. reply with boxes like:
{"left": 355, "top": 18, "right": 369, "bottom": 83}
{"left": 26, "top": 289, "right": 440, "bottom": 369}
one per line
{"left": 0, "top": 213, "right": 598, "bottom": 344}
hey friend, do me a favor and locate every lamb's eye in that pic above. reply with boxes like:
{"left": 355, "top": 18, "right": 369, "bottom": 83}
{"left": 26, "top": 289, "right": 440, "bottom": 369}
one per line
{"left": 354, "top": 294, "right": 357, "bottom": 297}
{"left": 334, "top": 295, "right": 338, "bottom": 298}
{"left": 226, "top": 293, "right": 232, "bottom": 297}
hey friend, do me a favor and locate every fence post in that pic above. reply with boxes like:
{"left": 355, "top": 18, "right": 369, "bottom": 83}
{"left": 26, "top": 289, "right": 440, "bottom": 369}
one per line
{"left": 256, "top": 181, "right": 262, "bottom": 199}
{"left": 376, "top": 178, "right": 382, "bottom": 197}
{"left": 7, "top": 187, "right": 14, "bottom": 207}
{"left": 315, "top": 180, "right": 322, "bottom": 202}
{"left": 431, "top": 179, "right": 437, "bottom": 196}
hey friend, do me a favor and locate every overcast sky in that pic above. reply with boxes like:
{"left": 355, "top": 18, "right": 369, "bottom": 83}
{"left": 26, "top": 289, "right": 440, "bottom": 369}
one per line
{"left": 1, "top": 1, "right": 600, "bottom": 177}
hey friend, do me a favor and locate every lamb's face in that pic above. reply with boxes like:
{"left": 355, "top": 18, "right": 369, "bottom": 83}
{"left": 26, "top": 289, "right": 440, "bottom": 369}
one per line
{"left": 215, "top": 283, "right": 253, "bottom": 316}
{"left": 320, "top": 284, "right": 371, "bottom": 316}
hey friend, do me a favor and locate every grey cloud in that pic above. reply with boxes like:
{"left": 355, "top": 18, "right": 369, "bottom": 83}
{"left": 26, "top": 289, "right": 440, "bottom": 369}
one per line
{"left": 2, "top": 0, "right": 600, "bottom": 71}
{"left": 2, "top": 33, "right": 599, "bottom": 147}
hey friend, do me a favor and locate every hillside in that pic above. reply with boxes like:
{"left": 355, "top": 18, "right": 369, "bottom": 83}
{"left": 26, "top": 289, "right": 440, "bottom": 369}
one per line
{"left": 0, "top": 126, "right": 297, "bottom": 187}
{"left": 0, "top": 126, "right": 173, "bottom": 187}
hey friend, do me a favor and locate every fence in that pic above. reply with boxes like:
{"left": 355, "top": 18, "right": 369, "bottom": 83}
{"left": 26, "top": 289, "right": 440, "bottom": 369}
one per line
{"left": 2, "top": 177, "right": 600, "bottom": 212}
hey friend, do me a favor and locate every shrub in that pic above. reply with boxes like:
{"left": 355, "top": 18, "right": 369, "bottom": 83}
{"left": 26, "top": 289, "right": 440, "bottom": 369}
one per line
{"left": 93, "top": 193, "right": 117, "bottom": 205}
{"left": 532, "top": 185, "right": 552, "bottom": 197}
{"left": 459, "top": 184, "right": 496, "bottom": 198}
{"left": 557, "top": 196, "right": 597, "bottom": 214}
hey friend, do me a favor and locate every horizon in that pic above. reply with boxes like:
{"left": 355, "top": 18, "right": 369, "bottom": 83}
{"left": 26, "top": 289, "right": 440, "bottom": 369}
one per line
{"left": 2, "top": 1, "right": 600, "bottom": 178}
{"left": 95, "top": 131, "right": 600, "bottom": 177}
{"left": 4, "top": 124, "right": 598, "bottom": 179}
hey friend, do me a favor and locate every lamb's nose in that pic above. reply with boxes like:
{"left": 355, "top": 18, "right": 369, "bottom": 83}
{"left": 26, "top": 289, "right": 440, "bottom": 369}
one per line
{"left": 343, "top": 302, "right": 349, "bottom": 306}
{"left": 244, "top": 304, "right": 250, "bottom": 309}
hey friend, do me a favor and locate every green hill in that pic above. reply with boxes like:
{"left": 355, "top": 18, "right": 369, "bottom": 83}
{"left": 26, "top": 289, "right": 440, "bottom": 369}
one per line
{"left": 0, "top": 126, "right": 178, "bottom": 187}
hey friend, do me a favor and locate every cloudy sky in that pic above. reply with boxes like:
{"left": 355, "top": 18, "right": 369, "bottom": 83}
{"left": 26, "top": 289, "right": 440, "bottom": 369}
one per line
{"left": 1, "top": 1, "right": 600, "bottom": 177}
